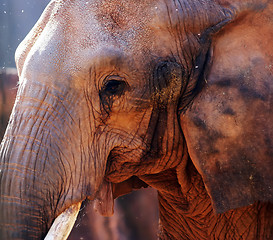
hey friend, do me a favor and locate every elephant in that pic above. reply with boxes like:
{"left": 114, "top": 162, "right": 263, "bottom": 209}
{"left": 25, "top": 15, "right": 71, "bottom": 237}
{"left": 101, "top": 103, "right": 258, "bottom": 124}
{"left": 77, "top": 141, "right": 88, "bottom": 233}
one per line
{"left": 0, "top": 0, "right": 273, "bottom": 239}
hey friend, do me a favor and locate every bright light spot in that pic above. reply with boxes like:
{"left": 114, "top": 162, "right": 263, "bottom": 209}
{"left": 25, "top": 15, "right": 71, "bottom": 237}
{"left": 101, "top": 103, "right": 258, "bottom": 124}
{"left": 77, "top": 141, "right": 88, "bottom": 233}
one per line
{"left": 21, "top": 10, "right": 24, "bottom": 13}
{"left": 4, "top": 11, "right": 6, "bottom": 14}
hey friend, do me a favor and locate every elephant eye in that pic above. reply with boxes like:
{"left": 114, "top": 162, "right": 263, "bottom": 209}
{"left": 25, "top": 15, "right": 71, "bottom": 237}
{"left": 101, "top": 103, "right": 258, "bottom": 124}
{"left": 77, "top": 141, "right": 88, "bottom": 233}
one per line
{"left": 99, "top": 76, "right": 129, "bottom": 113}
{"left": 103, "top": 79, "right": 127, "bottom": 96}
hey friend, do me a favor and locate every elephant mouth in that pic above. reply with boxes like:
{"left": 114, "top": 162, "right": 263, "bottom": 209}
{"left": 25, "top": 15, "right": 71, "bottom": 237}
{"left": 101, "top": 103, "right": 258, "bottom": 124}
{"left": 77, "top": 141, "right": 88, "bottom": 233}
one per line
{"left": 91, "top": 175, "right": 149, "bottom": 217}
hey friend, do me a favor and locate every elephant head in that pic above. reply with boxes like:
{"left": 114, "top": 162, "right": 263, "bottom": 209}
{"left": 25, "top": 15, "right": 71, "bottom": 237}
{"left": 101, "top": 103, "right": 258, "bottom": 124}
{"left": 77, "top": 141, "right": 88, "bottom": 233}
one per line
{"left": 1, "top": 0, "right": 272, "bottom": 239}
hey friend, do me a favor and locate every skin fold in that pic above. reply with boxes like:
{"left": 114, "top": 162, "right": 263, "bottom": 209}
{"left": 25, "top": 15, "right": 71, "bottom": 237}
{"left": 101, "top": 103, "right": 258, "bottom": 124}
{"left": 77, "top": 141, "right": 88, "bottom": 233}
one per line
{"left": 0, "top": 0, "right": 272, "bottom": 239}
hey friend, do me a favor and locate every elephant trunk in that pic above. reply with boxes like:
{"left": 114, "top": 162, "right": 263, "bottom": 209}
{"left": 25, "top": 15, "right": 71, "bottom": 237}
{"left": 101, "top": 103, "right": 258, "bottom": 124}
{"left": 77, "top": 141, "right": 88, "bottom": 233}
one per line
{"left": 0, "top": 79, "right": 100, "bottom": 239}
{"left": 0, "top": 127, "right": 69, "bottom": 239}
{"left": 0, "top": 159, "right": 81, "bottom": 239}
{"left": 0, "top": 137, "right": 50, "bottom": 239}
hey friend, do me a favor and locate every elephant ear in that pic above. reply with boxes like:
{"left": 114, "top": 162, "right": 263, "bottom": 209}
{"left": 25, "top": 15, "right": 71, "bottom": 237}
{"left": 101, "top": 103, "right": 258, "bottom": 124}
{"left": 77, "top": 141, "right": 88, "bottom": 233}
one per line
{"left": 180, "top": 0, "right": 273, "bottom": 213}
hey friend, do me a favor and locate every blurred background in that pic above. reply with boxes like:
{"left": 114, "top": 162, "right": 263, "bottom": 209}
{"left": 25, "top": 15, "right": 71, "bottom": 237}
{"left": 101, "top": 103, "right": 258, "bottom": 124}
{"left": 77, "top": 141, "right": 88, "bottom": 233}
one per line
{"left": 0, "top": 0, "right": 50, "bottom": 68}
{"left": 0, "top": 1, "right": 159, "bottom": 239}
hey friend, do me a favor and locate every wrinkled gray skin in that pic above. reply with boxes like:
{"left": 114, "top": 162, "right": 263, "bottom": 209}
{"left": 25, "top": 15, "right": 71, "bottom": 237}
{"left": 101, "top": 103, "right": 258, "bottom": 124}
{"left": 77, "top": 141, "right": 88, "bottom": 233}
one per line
{"left": 1, "top": 0, "right": 273, "bottom": 239}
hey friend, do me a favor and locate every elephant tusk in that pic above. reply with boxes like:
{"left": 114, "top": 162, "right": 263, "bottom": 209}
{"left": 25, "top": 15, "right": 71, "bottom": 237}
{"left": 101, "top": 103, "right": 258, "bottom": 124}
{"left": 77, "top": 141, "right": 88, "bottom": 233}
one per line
{"left": 44, "top": 202, "right": 81, "bottom": 240}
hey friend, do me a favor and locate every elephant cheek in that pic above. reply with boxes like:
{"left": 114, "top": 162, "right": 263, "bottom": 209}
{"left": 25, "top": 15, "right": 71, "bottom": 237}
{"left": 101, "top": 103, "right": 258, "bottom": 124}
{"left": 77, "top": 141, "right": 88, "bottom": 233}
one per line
{"left": 180, "top": 79, "right": 273, "bottom": 213}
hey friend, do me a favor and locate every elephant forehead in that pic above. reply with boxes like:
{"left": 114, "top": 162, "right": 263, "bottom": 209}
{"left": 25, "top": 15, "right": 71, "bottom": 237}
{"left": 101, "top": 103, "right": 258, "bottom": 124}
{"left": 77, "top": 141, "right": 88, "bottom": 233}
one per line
{"left": 53, "top": 0, "right": 152, "bottom": 44}
{"left": 16, "top": 0, "right": 174, "bottom": 80}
